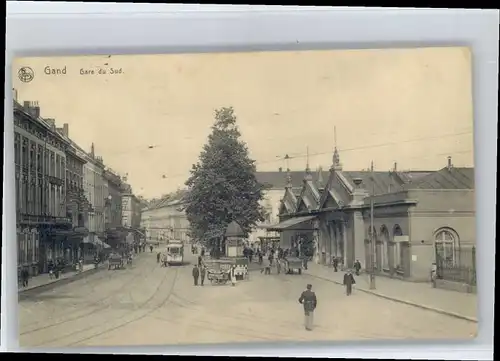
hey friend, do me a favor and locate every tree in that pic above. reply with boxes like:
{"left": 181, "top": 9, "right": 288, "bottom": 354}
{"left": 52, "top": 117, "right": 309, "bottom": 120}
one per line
{"left": 184, "top": 107, "right": 266, "bottom": 256}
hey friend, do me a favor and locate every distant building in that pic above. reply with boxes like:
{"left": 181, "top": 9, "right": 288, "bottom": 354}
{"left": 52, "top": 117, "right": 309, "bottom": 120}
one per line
{"left": 141, "top": 190, "right": 189, "bottom": 243}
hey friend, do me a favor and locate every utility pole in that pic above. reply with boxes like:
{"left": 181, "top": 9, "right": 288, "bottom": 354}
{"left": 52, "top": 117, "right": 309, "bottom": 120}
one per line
{"left": 369, "top": 161, "right": 376, "bottom": 290}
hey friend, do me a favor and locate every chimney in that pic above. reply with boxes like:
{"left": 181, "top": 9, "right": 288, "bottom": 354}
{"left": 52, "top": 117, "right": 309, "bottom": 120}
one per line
{"left": 447, "top": 156, "right": 452, "bottom": 170}
{"left": 90, "top": 143, "right": 95, "bottom": 158}
{"left": 352, "top": 177, "right": 363, "bottom": 190}
{"left": 12, "top": 88, "right": 18, "bottom": 101}
{"left": 63, "top": 123, "right": 69, "bottom": 137}
{"left": 24, "top": 101, "right": 41, "bottom": 118}
{"left": 278, "top": 167, "right": 282, "bottom": 172}
{"left": 393, "top": 162, "right": 397, "bottom": 172}
{"left": 45, "top": 118, "right": 56, "bottom": 129}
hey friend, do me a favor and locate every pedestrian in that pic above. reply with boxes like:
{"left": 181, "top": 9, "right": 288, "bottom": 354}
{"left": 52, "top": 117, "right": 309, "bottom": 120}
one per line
{"left": 157, "top": 252, "right": 161, "bottom": 263}
{"left": 200, "top": 265, "right": 206, "bottom": 286}
{"left": 229, "top": 265, "right": 237, "bottom": 286}
{"left": 354, "top": 260, "right": 361, "bottom": 276}
{"left": 192, "top": 265, "right": 200, "bottom": 286}
{"left": 302, "top": 256, "right": 308, "bottom": 270}
{"left": 276, "top": 258, "right": 281, "bottom": 274}
{"left": 150, "top": 245, "right": 153, "bottom": 253}
{"left": 198, "top": 254, "right": 203, "bottom": 267}
{"left": 333, "top": 257, "right": 339, "bottom": 272}
{"left": 21, "top": 267, "right": 30, "bottom": 287}
{"left": 430, "top": 262, "right": 437, "bottom": 288}
{"left": 298, "top": 284, "right": 317, "bottom": 331}
{"left": 343, "top": 269, "right": 356, "bottom": 296}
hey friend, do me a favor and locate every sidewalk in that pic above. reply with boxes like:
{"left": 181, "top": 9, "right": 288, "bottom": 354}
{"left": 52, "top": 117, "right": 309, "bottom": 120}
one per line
{"left": 18, "top": 263, "right": 105, "bottom": 294}
{"left": 306, "top": 263, "right": 478, "bottom": 322}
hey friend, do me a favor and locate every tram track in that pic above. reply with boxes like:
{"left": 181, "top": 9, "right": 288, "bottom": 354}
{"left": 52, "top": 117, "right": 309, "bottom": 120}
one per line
{"left": 63, "top": 267, "right": 180, "bottom": 347}
{"left": 26, "top": 261, "right": 183, "bottom": 348}
{"left": 20, "top": 258, "right": 161, "bottom": 336}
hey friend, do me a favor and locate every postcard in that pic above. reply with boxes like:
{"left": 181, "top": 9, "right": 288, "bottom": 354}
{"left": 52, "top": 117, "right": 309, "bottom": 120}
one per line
{"left": 12, "top": 47, "right": 477, "bottom": 348}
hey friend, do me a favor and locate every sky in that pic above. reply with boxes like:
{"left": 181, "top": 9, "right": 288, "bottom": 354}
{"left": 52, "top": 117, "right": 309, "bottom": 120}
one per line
{"left": 12, "top": 47, "right": 474, "bottom": 199}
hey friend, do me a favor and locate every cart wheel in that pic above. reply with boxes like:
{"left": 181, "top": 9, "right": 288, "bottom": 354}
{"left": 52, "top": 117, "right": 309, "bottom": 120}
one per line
{"left": 298, "top": 268, "right": 302, "bottom": 275}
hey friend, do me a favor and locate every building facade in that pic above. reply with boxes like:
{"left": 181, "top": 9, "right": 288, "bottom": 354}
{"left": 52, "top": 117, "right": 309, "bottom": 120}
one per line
{"left": 14, "top": 100, "right": 71, "bottom": 276}
{"left": 141, "top": 190, "right": 189, "bottom": 243}
{"left": 251, "top": 169, "right": 328, "bottom": 250}
{"left": 102, "top": 169, "right": 127, "bottom": 248}
{"left": 273, "top": 148, "right": 476, "bottom": 283}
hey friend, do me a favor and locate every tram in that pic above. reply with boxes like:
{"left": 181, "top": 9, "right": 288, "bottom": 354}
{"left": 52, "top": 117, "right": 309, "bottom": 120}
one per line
{"left": 165, "top": 240, "right": 184, "bottom": 266}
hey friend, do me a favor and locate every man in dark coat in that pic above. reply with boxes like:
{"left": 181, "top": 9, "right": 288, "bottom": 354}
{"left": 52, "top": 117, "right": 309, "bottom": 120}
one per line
{"left": 298, "top": 284, "right": 317, "bottom": 331}
{"left": 343, "top": 269, "right": 356, "bottom": 296}
{"left": 21, "top": 267, "right": 30, "bottom": 287}
{"left": 200, "top": 265, "right": 206, "bottom": 286}
{"left": 354, "top": 260, "right": 361, "bottom": 276}
{"left": 192, "top": 265, "right": 200, "bottom": 286}
{"left": 332, "top": 257, "right": 339, "bottom": 272}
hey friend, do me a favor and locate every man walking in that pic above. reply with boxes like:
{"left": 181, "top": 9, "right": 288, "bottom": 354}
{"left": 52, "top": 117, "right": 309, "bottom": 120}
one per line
{"left": 332, "top": 257, "right": 339, "bottom": 272}
{"left": 21, "top": 267, "right": 30, "bottom": 288}
{"left": 200, "top": 265, "right": 206, "bottom": 286}
{"left": 353, "top": 260, "right": 361, "bottom": 276}
{"left": 192, "top": 265, "right": 200, "bottom": 286}
{"left": 298, "top": 284, "right": 317, "bottom": 331}
{"left": 343, "top": 269, "right": 356, "bottom": 296}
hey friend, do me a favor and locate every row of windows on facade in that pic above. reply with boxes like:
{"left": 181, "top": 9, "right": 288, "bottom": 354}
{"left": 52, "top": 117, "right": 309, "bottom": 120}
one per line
{"left": 15, "top": 136, "right": 84, "bottom": 188}
{"left": 368, "top": 226, "right": 462, "bottom": 267}
{"left": 15, "top": 181, "right": 65, "bottom": 217}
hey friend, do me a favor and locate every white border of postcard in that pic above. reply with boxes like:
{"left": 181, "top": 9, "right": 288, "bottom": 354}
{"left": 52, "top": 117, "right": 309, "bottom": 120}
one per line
{"left": 3, "top": 3, "right": 498, "bottom": 360}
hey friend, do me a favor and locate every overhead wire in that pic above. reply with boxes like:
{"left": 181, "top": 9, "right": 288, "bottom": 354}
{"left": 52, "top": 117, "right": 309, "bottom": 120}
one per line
{"left": 146, "top": 129, "right": 473, "bottom": 180}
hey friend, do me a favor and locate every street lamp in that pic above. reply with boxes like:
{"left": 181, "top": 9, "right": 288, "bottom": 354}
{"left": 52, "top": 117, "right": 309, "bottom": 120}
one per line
{"left": 369, "top": 163, "right": 376, "bottom": 290}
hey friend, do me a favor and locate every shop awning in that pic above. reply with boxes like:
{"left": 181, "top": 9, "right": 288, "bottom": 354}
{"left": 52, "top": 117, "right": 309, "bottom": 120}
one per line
{"left": 82, "top": 235, "right": 111, "bottom": 249}
{"left": 94, "top": 237, "right": 111, "bottom": 249}
{"left": 263, "top": 215, "right": 316, "bottom": 232}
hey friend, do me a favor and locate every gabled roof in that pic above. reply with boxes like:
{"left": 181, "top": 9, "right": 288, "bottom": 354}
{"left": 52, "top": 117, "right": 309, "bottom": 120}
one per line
{"left": 255, "top": 171, "right": 329, "bottom": 190}
{"left": 341, "top": 171, "right": 406, "bottom": 196}
{"left": 404, "top": 167, "right": 474, "bottom": 190}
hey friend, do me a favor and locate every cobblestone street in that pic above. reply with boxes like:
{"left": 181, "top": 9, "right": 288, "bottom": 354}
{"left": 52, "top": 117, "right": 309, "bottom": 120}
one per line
{"left": 19, "top": 252, "right": 477, "bottom": 348}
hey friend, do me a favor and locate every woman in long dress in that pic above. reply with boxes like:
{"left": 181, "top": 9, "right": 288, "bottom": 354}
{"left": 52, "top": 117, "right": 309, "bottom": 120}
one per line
{"left": 229, "top": 265, "right": 237, "bottom": 286}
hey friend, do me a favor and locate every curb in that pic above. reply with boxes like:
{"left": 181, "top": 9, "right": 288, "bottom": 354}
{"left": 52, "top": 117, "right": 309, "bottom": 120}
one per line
{"left": 18, "top": 265, "right": 106, "bottom": 296}
{"left": 309, "top": 273, "right": 478, "bottom": 323}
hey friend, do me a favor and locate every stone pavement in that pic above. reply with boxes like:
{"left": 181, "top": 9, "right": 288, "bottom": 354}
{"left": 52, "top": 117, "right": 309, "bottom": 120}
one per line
{"left": 305, "top": 263, "right": 478, "bottom": 322}
{"left": 18, "top": 263, "right": 105, "bottom": 293}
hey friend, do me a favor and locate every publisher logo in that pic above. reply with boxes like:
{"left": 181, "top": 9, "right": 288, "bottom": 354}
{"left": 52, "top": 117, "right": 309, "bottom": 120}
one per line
{"left": 18, "top": 67, "right": 34, "bottom": 83}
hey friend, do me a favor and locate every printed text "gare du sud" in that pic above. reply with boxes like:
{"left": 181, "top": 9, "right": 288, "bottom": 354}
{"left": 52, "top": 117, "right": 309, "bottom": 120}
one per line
{"left": 43, "top": 66, "right": 124, "bottom": 76}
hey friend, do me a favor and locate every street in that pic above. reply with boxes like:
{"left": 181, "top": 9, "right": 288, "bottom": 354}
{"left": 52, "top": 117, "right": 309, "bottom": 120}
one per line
{"left": 19, "top": 251, "right": 477, "bottom": 348}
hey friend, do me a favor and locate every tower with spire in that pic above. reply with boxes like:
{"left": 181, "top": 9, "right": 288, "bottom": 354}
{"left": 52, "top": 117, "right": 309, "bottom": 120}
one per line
{"left": 331, "top": 126, "right": 342, "bottom": 171}
{"left": 304, "top": 146, "right": 313, "bottom": 181}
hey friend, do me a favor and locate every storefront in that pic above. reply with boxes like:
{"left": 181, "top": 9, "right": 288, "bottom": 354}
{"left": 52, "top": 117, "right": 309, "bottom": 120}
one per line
{"left": 17, "top": 227, "right": 40, "bottom": 277}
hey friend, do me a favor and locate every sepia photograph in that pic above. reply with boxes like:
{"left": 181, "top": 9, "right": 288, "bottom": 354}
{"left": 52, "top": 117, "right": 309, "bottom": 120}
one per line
{"left": 12, "top": 47, "right": 477, "bottom": 348}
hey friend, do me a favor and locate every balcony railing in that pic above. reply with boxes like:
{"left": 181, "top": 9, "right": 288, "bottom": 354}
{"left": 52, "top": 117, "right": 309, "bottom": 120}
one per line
{"left": 18, "top": 213, "right": 71, "bottom": 224}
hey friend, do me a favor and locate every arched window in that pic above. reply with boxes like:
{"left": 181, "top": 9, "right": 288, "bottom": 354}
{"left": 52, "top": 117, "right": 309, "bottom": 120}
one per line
{"left": 393, "top": 225, "right": 403, "bottom": 269}
{"left": 380, "top": 225, "right": 390, "bottom": 269}
{"left": 434, "top": 227, "right": 459, "bottom": 266}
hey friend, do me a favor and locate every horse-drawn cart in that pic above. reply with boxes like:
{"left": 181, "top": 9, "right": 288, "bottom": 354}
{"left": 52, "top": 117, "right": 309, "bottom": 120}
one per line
{"left": 284, "top": 257, "right": 303, "bottom": 275}
{"left": 205, "top": 260, "right": 232, "bottom": 285}
{"left": 108, "top": 253, "right": 125, "bottom": 270}
{"left": 207, "top": 269, "right": 230, "bottom": 285}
